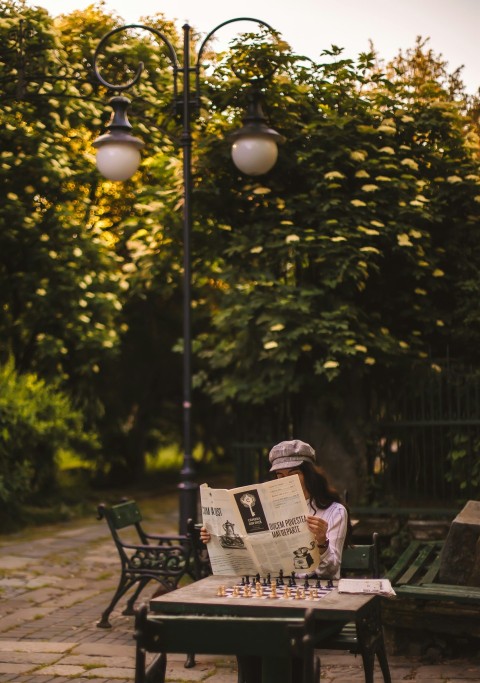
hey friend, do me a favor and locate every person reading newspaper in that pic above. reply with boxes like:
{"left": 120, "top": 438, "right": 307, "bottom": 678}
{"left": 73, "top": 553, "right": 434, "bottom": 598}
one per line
{"left": 200, "top": 439, "right": 352, "bottom": 683}
{"left": 200, "top": 439, "right": 352, "bottom": 579}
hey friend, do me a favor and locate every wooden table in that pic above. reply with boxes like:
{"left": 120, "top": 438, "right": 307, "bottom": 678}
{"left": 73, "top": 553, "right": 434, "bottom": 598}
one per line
{"left": 134, "top": 575, "right": 384, "bottom": 683}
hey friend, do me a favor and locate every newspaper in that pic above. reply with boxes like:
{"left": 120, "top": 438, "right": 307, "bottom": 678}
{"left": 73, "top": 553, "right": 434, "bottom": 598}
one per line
{"left": 200, "top": 477, "right": 321, "bottom": 576}
{"left": 338, "top": 578, "right": 396, "bottom": 597}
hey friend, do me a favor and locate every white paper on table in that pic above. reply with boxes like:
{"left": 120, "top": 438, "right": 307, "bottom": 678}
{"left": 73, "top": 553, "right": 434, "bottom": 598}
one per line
{"left": 338, "top": 578, "right": 396, "bottom": 597}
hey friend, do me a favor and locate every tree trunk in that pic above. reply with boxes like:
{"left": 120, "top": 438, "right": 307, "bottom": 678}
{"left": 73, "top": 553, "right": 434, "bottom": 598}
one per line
{"left": 297, "top": 377, "right": 369, "bottom": 504}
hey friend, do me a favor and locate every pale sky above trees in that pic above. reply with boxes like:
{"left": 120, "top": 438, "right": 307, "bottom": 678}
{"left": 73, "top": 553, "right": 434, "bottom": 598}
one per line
{"left": 28, "top": 0, "right": 479, "bottom": 93}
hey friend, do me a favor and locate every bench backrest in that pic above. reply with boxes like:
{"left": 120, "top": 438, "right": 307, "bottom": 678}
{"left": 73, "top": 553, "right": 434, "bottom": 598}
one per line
{"left": 108, "top": 500, "right": 143, "bottom": 529}
{"left": 341, "top": 532, "right": 379, "bottom": 578}
{"left": 97, "top": 499, "right": 212, "bottom": 583}
{"left": 386, "top": 540, "right": 443, "bottom": 586}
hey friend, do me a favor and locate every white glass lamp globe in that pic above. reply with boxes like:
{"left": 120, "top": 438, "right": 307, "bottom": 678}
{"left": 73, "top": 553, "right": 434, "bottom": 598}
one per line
{"left": 96, "top": 143, "right": 142, "bottom": 182}
{"left": 231, "top": 135, "right": 279, "bottom": 176}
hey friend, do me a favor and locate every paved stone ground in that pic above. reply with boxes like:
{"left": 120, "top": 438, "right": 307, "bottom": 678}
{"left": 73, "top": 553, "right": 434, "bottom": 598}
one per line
{"left": 1, "top": 491, "right": 479, "bottom": 682}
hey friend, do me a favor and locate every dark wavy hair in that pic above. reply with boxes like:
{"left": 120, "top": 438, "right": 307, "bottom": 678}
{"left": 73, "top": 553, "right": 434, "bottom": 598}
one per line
{"left": 298, "top": 460, "right": 353, "bottom": 546}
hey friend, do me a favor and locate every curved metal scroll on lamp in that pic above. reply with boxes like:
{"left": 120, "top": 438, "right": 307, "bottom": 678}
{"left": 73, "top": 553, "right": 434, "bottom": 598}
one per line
{"left": 92, "top": 18, "right": 285, "bottom": 179}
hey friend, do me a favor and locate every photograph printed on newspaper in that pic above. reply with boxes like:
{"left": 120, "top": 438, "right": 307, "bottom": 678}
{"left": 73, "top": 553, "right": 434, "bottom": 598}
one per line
{"left": 200, "top": 476, "right": 321, "bottom": 576}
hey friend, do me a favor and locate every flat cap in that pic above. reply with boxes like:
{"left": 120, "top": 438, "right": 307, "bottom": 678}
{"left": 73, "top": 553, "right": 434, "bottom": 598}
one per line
{"left": 269, "top": 439, "right": 316, "bottom": 472}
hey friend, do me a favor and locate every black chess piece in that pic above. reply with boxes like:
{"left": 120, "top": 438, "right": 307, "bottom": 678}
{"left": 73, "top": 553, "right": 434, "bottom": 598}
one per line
{"left": 278, "top": 569, "right": 284, "bottom": 585}
{"left": 241, "top": 576, "right": 245, "bottom": 586}
{"left": 304, "top": 577, "right": 310, "bottom": 589}
{"left": 316, "top": 578, "right": 322, "bottom": 589}
{"left": 327, "top": 579, "right": 334, "bottom": 588}
{"left": 290, "top": 571, "right": 296, "bottom": 586}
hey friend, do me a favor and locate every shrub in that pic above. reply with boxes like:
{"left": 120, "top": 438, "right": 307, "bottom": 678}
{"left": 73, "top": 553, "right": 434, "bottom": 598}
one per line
{"left": 0, "top": 358, "right": 99, "bottom": 517}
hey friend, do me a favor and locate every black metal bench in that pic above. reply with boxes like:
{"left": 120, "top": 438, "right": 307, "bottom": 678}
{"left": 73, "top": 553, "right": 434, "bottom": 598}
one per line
{"left": 383, "top": 540, "right": 480, "bottom": 648}
{"left": 97, "top": 499, "right": 210, "bottom": 629}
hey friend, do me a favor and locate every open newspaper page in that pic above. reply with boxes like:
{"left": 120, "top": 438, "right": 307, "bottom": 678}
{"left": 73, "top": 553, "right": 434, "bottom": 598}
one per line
{"left": 200, "top": 477, "right": 321, "bottom": 576}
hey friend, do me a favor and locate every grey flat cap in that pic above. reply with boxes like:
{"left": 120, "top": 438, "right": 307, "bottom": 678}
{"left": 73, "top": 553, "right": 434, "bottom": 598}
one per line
{"left": 269, "top": 439, "right": 316, "bottom": 472}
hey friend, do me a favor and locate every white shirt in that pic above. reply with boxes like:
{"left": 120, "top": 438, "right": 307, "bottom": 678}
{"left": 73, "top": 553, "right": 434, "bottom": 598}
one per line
{"left": 302, "top": 499, "right": 348, "bottom": 579}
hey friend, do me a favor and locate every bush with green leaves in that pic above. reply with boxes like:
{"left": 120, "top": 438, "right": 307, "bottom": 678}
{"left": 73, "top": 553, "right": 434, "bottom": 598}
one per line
{"left": 0, "top": 358, "right": 99, "bottom": 515}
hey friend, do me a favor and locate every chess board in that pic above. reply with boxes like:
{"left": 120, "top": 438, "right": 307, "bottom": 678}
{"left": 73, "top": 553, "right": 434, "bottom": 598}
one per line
{"left": 216, "top": 574, "right": 335, "bottom": 601}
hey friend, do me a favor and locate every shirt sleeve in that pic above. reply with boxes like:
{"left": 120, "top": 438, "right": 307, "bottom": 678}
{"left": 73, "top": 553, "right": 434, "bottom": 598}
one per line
{"left": 313, "top": 503, "right": 348, "bottom": 579}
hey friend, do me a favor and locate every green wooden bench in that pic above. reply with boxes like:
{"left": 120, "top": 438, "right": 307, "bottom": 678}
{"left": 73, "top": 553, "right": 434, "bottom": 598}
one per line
{"left": 383, "top": 540, "right": 480, "bottom": 647}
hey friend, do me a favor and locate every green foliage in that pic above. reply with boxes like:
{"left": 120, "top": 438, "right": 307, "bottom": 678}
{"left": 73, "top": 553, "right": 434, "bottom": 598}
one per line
{"left": 446, "top": 432, "right": 480, "bottom": 498}
{"left": 0, "top": 358, "right": 99, "bottom": 513}
{"left": 0, "top": 1, "right": 125, "bottom": 394}
{"left": 192, "top": 38, "right": 480, "bottom": 420}
{"left": 0, "top": 2, "right": 184, "bottom": 481}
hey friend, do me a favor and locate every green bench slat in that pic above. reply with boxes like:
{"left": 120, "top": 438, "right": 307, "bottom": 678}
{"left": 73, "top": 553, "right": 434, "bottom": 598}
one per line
{"left": 387, "top": 541, "right": 445, "bottom": 586}
{"left": 397, "top": 544, "right": 437, "bottom": 585}
{"left": 395, "top": 583, "right": 480, "bottom": 605}
{"left": 386, "top": 541, "right": 421, "bottom": 584}
{"left": 421, "top": 553, "right": 442, "bottom": 584}
{"left": 110, "top": 501, "right": 143, "bottom": 529}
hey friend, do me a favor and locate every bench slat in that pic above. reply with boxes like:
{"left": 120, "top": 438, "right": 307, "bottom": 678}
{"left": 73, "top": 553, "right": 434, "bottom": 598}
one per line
{"left": 421, "top": 553, "right": 442, "bottom": 584}
{"left": 397, "top": 544, "right": 437, "bottom": 585}
{"left": 110, "top": 501, "right": 143, "bottom": 529}
{"left": 396, "top": 583, "right": 480, "bottom": 605}
{"left": 386, "top": 541, "right": 421, "bottom": 584}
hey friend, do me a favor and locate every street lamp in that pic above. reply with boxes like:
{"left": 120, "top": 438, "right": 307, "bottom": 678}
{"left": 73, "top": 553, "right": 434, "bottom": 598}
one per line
{"left": 92, "top": 17, "right": 284, "bottom": 534}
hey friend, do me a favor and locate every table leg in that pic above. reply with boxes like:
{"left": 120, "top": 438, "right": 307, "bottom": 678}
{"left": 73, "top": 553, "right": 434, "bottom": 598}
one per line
{"left": 355, "top": 605, "right": 380, "bottom": 683}
{"left": 261, "top": 656, "right": 291, "bottom": 683}
{"left": 135, "top": 645, "right": 145, "bottom": 683}
{"left": 144, "top": 652, "right": 166, "bottom": 683}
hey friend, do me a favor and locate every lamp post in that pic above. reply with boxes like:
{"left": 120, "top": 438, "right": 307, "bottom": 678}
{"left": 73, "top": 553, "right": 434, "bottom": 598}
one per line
{"left": 92, "top": 17, "right": 284, "bottom": 534}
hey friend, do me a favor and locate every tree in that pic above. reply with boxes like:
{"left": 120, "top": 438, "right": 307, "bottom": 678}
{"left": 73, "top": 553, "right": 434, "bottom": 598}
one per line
{"left": 0, "top": 1, "right": 124, "bottom": 393}
{"left": 190, "top": 40, "right": 480, "bottom": 499}
{"left": 0, "top": 3, "right": 190, "bottom": 482}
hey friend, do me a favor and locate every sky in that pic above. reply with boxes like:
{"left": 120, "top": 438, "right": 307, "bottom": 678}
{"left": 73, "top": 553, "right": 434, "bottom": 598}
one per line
{"left": 28, "top": 0, "right": 479, "bottom": 93}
